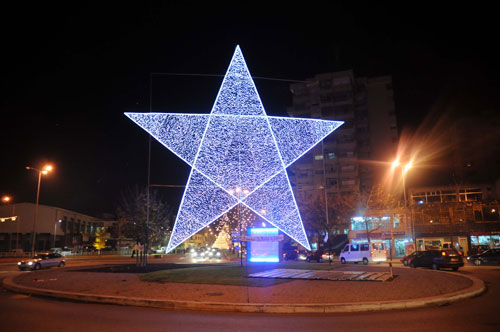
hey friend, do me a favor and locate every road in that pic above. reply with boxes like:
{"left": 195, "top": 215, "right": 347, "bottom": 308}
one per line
{"left": 1, "top": 257, "right": 499, "bottom": 331}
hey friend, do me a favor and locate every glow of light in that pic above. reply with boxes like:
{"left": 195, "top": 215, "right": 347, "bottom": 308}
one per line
{"left": 249, "top": 257, "right": 279, "bottom": 262}
{"left": 125, "top": 46, "right": 342, "bottom": 253}
{"left": 42, "top": 170, "right": 48, "bottom": 175}
{"left": 250, "top": 227, "right": 278, "bottom": 235}
{"left": 44, "top": 165, "right": 53, "bottom": 172}
{"left": 1, "top": 196, "right": 10, "bottom": 203}
{"left": 391, "top": 159, "right": 400, "bottom": 169}
{"left": 403, "top": 161, "right": 413, "bottom": 173}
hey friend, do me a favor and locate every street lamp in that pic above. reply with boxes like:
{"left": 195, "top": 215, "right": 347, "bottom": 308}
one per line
{"left": 392, "top": 158, "right": 414, "bottom": 248}
{"left": 26, "top": 164, "right": 53, "bottom": 256}
{"left": 54, "top": 219, "right": 62, "bottom": 248}
{"left": 1, "top": 195, "right": 18, "bottom": 252}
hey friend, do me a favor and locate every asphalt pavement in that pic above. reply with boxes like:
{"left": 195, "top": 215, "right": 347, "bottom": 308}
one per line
{"left": 1, "top": 256, "right": 486, "bottom": 314}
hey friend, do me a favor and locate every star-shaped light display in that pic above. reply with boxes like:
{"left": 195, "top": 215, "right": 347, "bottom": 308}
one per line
{"left": 126, "top": 46, "right": 343, "bottom": 252}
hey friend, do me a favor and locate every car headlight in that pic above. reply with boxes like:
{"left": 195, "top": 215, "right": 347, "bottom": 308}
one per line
{"left": 17, "top": 262, "right": 21, "bottom": 265}
{"left": 216, "top": 252, "right": 221, "bottom": 256}
{"left": 28, "top": 261, "right": 33, "bottom": 265}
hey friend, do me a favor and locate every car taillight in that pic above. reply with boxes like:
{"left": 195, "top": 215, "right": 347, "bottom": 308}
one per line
{"left": 370, "top": 251, "right": 373, "bottom": 256}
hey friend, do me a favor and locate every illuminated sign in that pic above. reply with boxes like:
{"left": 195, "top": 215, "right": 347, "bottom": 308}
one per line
{"left": 247, "top": 227, "right": 280, "bottom": 263}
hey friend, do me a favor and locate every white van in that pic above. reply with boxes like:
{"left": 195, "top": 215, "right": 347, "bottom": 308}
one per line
{"left": 340, "top": 242, "right": 387, "bottom": 265}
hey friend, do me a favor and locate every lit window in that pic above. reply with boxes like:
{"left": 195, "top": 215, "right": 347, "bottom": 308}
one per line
{"left": 314, "top": 155, "right": 324, "bottom": 160}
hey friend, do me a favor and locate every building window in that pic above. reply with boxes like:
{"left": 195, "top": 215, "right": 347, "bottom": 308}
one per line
{"left": 326, "top": 178, "right": 337, "bottom": 186}
{"left": 314, "top": 155, "right": 324, "bottom": 160}
{"left": 342, "top": 179, "right": 355, "bottom": 187}
{"left": 341, "top": 165, "right": 355, "bottom": 172}
{"left": 327, "top": 152, "right": 336, "bottom": 159}
{"left": 393, "top": 215, "right": 400, "bottom": 228}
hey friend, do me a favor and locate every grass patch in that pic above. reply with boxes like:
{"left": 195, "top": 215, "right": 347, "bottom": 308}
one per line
{"left": 139, "top": 262, "right": 339, "bottom": 287}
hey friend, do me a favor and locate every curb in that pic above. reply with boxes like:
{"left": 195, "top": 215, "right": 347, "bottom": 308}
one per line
{"left": 2, "top": 272, "right": 485, "bottom": 314}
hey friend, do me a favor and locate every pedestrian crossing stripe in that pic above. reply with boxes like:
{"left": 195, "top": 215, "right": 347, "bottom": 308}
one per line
{"left": 248, "top": 269, "right": 393, "bottom": 282}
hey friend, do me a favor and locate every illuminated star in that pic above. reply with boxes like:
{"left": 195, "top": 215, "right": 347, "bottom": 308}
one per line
{"left": 126, "top": 46, "right": 343, "bottom": 252}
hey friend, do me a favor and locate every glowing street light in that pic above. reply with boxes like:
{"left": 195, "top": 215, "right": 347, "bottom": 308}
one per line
{"left": 391, "top": 159, "right": 400, "bottom": 169}
{"left": 26, "top": 164, "right": 54, "bottom": 256}
{"left": 403, "top": 160, "right": 413, "bottom": 174}
{"left": 2, "top": 195, "right": 20, "bottom": 251}
{"left": 391, "top": 158, "right": 415, "bottom": 247}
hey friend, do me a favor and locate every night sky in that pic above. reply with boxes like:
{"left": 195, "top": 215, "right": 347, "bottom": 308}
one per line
{"left": 1, "top": 3, "right": 498, "bottom": 216}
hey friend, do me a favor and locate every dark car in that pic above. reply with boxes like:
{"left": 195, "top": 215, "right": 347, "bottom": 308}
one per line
{"left": 400, "top": 251, "right": 425, "bottom": 266}
{"left": 306, "top": 250, "right": 324, "bottom": 262}
{"left": 468, "top": 244, "right": 490, "bottom": 256}
{"left": 409, "top": 249, "right": 464, "bottom": 271}
{"left": 467, "top": 248, "right": 500, "bottom": 266}
{"left": 283, "top": 249, "right": 299, "bottom": 261}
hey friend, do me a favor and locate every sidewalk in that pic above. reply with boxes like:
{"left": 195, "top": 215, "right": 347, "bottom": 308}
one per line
{"left": 3, "top": 262, "right": 485, "bottom": 313}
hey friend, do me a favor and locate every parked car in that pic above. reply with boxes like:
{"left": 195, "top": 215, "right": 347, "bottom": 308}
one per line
{"left": 61, "top": 247, "right": 74, "bottom": 255}
{"left": 340, "top": 242, "right": 387, "bottom": 265}
{"left": 18, "top": 252, "right": 66, "bottom": 271}
{"left": 82, "top": 245, "right": 96, "bottom": 252}
{"left": 321, "top": 251, "right": 335, "bottom": 262}
{"left": 409, "top": 249, "right": 464, "bottom": 271}
{"left": 467, "top": 248, "right": 500, "bottom": 266}
{"left": 468, "top": 244, "right": 490, "bottom": 256}
{"left": 283, "top": 249, "right": 299, "bottom": 261}
{"left": 306, "top": 250, "right": 325, "bottom": 262}
{"left": 400, "top": 251, "right": 425, "bottom": 266}
{"left": 297, "top": 250, "right": 308, "bottom": 260}
{"left": 155, "top": 247, "right": 167, "bottom": 254}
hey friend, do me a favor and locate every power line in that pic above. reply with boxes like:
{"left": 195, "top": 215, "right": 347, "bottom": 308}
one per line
{"left": 150, "top": 72, "right": 311, "bottom": 83}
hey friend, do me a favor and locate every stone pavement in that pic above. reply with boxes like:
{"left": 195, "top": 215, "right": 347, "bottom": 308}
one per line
{"left": 3, "top": 261, "right": 485, "bottom": 313}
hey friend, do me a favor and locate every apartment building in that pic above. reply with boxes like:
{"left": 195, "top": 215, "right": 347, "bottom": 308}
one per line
{"left": 287, "top": 70, "right": 398, "bottom": 234}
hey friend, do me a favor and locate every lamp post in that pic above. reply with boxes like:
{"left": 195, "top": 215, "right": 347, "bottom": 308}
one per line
{"left": 1, "top": 195, "right": 17, "bottom": 251}
{"left": 54, "top": 219, "right": 62, "bottom": 248}
{"left": 26, "top": 165, "right": 53, "bottom": 256}
{"left": 392, "top": 159, "right": 414, "bottom": 248}
{"left": 229, "top": 186, "right": 250, "bottom": 267}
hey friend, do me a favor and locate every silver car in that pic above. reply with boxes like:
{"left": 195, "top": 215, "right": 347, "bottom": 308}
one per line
{"left": 18, "top": 252, "right": 66, "bottom": 270}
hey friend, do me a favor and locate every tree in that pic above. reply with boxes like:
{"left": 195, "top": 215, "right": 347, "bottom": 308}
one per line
{"left": 214, "top": 204, "right": 257, "bottom": 234}
{"left": 359, "top": 184, "right": 399, "bottom": 243}
{"left": 301, "top": 193, "right": 357, "bottom": 243}
{"left": 301, "top": 184, "right": 399, "bottom": 244}
{"left": 115, "top": 186, "right": 174, "bottom": 251}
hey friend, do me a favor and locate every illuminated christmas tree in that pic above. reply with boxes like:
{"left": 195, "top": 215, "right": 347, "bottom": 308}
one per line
{"left": 212, "top": 226, "right": 230, "bottom": 249}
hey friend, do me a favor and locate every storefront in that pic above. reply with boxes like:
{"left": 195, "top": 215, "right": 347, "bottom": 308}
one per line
{"left": 470, "top": 232, "right": 500, "bottom": 248}
{"left": 351, "top": 232, "right": 410, "bottom": 257}
{"left": 416, "top": 236, "right": 468, "bottom": 254}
